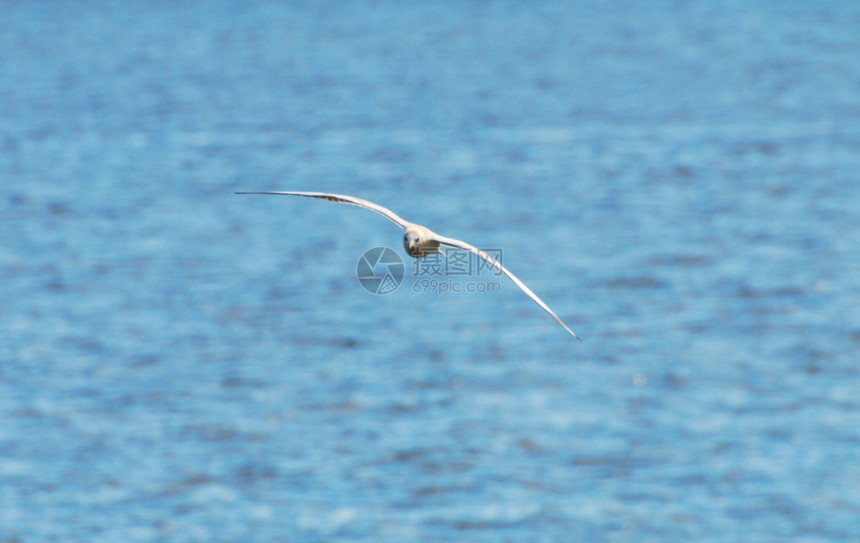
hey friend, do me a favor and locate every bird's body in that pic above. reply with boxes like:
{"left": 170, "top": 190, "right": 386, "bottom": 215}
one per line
{"left": 237, "top": 191, "right": 580, "bottom": 340}
{"left": 403, "top": 224, "right": 442, "bottom": 258}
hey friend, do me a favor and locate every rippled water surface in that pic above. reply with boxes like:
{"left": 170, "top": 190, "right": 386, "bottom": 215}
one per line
{"left": 2, "top": 2, "right": 860, "bottom": 541}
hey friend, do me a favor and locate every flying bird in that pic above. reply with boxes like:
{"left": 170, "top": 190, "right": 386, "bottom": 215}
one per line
{"left": 236, "top": 191, "right": 580, "bottom": 340}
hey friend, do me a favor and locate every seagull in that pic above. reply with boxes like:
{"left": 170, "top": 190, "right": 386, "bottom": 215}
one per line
{"left": 236, "top": 191, "right": 580, "bottom": 340}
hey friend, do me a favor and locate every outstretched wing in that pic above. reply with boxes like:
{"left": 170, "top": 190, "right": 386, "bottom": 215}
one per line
{"left": 235, "top": 191, "right": 411, "bottom": 229}
{"left": 433, "top": 234, "right": 581, "bottom": 340}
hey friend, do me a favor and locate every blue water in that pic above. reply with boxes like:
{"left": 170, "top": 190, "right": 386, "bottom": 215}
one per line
{"left": 2, "top": 2, "right": 860, "bottom": 541}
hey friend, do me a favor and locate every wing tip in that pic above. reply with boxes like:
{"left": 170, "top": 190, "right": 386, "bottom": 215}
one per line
{"left": 558, "top": 321, "right": 582, "bottom": 342}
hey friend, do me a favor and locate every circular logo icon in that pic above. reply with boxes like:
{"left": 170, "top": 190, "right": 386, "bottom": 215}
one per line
{"left": 356, "top": 247, "right": 404, "bottom": 295}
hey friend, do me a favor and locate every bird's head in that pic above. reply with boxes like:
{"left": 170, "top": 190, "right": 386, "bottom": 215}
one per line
{"left": 403, "top": 225, "right": 438, "bottom": 258}
{"left": 403, "top": 227, "right": 423, "bottom": 254}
